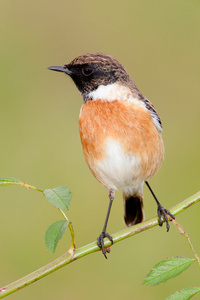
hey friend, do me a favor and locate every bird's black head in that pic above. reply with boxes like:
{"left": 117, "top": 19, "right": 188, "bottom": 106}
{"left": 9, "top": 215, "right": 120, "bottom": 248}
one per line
{"left": 48, "top": 52, "right": 135, "bottom": 102}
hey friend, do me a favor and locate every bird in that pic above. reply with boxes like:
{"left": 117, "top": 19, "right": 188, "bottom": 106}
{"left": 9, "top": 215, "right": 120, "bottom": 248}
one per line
{"left": 48, "top": 52, "right": 175, "bottom": 258}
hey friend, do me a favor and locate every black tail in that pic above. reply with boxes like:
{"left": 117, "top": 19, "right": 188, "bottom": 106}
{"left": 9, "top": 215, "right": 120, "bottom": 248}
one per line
{"left": 123, "top": 192, "right": 144, "bottom": 227}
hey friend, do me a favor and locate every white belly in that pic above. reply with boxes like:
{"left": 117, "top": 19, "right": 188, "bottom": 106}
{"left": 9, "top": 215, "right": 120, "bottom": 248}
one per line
{"left": 96, "top": 139, "right": 143, "bottom": 191}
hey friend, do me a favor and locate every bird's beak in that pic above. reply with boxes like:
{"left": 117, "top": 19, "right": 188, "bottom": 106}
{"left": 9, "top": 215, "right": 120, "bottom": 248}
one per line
{"left": 48, "top": 65, "right": 72, "bottom": 75}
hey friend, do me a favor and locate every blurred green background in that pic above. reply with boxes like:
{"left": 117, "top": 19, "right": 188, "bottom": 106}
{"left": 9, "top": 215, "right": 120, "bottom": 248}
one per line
{"left": 0, "top": 0, "right": 200, "bottom": 299}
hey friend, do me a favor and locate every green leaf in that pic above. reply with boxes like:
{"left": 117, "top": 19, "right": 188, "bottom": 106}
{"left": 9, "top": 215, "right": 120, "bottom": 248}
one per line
{"left": 144, "top": 257, "right": 194, "bottom": 286}
{"left": 0, "top": 177, "right": 21, "bottom": 186}
{"left": 44, "top": 186, "right": 71, "bottom": 210}
{"left": 45, "top": 220, "right": 68, "bottom": 254}
{"left": 166, "top": 287, "right": 200, "bottom": 300}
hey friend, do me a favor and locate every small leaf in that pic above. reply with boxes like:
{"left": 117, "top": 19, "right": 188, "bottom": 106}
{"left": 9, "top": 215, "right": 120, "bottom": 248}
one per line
{"left": 166, "top": 287, "right": 200, "bottom": 300}
{"left": 0, "top": 177, "right": 21, "bottom": 186}
{"left": 44, "top": 186, "right": 71, "bottom": 210}
{"left": 45, "top": 220, "right": 68, "bottom": 254}
{"left": 144, "top": 257, "right": 194, "bottom": 286}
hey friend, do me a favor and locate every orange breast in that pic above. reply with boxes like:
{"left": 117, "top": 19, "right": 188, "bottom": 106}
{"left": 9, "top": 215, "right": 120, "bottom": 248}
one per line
{"left": 79, "top": 99, "right": 164, "bottom": 188}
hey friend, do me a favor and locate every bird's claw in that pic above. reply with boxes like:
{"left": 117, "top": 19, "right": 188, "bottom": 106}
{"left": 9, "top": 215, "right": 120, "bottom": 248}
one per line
{"left": 157, "top": 204, "right": 175, "bottom": 232}
{"left": 97, "top": 232, "right": 113, "bottom": 259}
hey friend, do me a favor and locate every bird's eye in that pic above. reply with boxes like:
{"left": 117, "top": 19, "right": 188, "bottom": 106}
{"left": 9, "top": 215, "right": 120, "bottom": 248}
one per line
{"left": 82, "top": 66, "right": 93, "bottom": 76}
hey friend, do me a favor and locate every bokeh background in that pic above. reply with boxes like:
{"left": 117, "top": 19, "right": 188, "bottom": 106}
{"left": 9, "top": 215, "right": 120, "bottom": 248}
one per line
{"left": 0, "top": 0, "right": 200, "bottom": 299}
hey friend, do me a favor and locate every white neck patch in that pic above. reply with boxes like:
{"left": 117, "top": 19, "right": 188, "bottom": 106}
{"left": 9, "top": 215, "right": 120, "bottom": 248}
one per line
{"left": 88, "top": 83, "right": 144, "bottom": 107}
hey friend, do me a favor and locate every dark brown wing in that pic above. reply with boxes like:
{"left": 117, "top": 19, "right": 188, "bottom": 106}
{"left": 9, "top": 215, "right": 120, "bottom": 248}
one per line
{"left": 142, "top": 98, "right": 162, "bottom": 131}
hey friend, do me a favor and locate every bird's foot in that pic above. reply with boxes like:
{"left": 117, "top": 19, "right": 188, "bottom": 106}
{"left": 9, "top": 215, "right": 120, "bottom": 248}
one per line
{"left": 97, "top": 232, "right": 113, "bottom": 259}
{"left": 157, "top": 203, "right": 175, "bottom": 231}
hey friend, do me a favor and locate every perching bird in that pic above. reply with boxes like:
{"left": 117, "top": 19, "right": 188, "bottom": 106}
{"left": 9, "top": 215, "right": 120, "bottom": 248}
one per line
{"left": 48, "top": 52, "right": 174, "bottom": 258}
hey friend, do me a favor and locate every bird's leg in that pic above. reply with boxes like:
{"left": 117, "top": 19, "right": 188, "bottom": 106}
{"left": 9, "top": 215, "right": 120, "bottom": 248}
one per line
{"left": 97, "top": 189, "right": 115, "bottom": 259}
{"left": 145, "top": 181, "right": 175, "bottom": 231}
